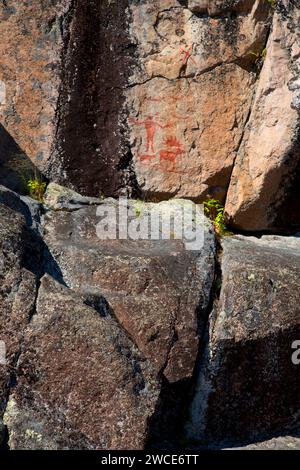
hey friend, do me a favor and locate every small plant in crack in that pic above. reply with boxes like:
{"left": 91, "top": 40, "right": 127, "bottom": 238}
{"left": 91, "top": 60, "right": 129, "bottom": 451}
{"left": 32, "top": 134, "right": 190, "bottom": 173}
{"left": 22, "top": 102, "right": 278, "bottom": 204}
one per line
{"left": 249, "top": 47, "right": 267, "bottom": 68}
{"left": 98, "top": 191, "right": 106, "bottom": 201}
{"left": 22, "top": 174, "right": 47, "bottom": 202}
{"left": 204, "top": 198, "right": 229, "bottom": 237}
{"left": 134, "top": 199, "right": 144, "bottom": 218}
{"left": 266, "top": 0, "right": 277, "bottom": 7}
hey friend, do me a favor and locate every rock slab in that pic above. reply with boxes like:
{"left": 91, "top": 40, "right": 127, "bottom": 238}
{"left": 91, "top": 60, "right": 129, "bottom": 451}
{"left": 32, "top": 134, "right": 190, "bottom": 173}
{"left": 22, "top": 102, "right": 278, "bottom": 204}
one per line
{"left": 4, "top": 276, "right": 160, "bottom": 450}
{"left": 188, "top": 234, "right": 300, "bottom": 445}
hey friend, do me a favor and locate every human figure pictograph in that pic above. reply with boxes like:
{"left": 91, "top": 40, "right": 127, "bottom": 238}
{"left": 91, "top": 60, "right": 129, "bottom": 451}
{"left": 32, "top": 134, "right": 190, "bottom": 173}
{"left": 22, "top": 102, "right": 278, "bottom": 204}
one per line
{"left": 129, "top": 115, "right": 171, "bottom": 153}
{"left": 177, "top": 45, "right": 196, "bottom": 66}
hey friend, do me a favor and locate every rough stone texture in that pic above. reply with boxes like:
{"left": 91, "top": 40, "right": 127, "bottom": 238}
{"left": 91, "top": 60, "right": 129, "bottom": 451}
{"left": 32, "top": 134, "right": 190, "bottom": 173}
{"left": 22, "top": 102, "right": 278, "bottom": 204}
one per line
{"left": 188, "top": 0, "right": 270, "bottom": 17}
{"left": 188, "top": 234, "right": 300, "bottom": 446}
{"left": 4, "top": 275, "right": 160, "bottom": 450}
{"left": 1, "top": 0, "right": 300, "bottom": 452}
{"left": 226, "top": 4, "right": 300, "bottom": 231}
{"left": 43, "top": 182, "right": 103, "bottom": 211}
{"left": 0, "top": 185, "right": 42, "bottom": 230}
{"left": 0, "top": 0, "right": 270, "bottom": 201}
{"left": 226, "top": 433, "right": 300, "bottom": 450}
{"left": 0, "top": 203, "right": 38, "bottom": 445}
{"left": 47, "top": 0, "right": 138, "bottom": 197}
{"left": 127, "top": 67, "right": 254, "bottom": 202}
{"left": 126, "top": 0, "right": 270, "bottom": 201}
{"left": 0, "top": 0, "right": 73, "bottom": 190}
{"left": 42, "top": 198, "right": 216, "bottom": 383}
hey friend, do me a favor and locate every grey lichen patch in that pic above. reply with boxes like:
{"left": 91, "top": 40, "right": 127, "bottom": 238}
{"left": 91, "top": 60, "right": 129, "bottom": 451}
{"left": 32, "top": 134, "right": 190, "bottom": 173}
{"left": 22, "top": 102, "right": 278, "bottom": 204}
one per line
{"left": 25, "top": 429, "right": 43, "bottom": 444}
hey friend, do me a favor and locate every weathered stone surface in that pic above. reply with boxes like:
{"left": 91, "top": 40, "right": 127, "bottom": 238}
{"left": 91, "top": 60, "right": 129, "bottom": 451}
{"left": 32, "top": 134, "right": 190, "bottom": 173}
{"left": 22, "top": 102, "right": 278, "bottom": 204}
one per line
{"left": 43, "top": 182, "right": 103, "bottom": 212}
{"left": 47, "top": 0, "right": 138, "bottom": 197}
{"left": 4, "top": 275, "right": 160, "bottom": 450}
{"left": 188, "top": 234, "right": 300, "bottom": 446}
{"left": 0, "top": 185, "right": 42, "bottom": 230}
{"left": 226, "top": 433, "right": 300, "bottom": 450}
{"left": 0, "top": 0, "right": 270, "bottom": 201}
{"left": 0, "top": 0, "right": 73, "bottom": 190}
{"left": 42, "top": 199, "right": 216, "bottom": 383}
{"left": 0, "top": 203, "right": 38, "bottom": 445}
{"left": 226, "top": 5, "right": 300, "bottom": 231}
{"left": 126, "top": 0, "right": 269, "bottom": 201}
{"left": 188, "top": 0, "right": 267, "bottom": 17}
{"left": 127, "top": 66, "right": 254, "bottom": 201}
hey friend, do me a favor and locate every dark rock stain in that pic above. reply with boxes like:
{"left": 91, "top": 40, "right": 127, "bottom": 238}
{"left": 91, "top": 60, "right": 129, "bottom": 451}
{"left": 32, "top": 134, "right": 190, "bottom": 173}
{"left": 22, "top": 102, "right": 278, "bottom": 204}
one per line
{"left": 53, "top": 0, "right": 138, "bottom": 197}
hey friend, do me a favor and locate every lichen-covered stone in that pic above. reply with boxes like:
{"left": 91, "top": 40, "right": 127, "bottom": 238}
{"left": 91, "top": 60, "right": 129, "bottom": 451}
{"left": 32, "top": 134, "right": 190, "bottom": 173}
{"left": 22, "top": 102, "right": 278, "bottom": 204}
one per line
{"left": 0, "top": 203, "right": 38, "bottom": 445}
{"left": 4, "top": 276, "right": 160, "bottom": 450}
{"left": 42, "top": 199, "right": 216, "bottom": 383}
{"left": 0, "top": 0, "right": 73, "bottom": 190}
{"left": 188, "top": 234, "right": 300, "bottom": 446}
{"left": 43, "top": 182, "right": 103, "bottom": 211}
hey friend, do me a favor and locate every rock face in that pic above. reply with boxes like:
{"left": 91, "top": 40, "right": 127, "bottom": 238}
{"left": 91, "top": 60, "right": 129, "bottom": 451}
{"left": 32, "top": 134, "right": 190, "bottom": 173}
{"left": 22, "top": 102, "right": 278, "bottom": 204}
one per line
{"left": 1, "top": 0, "right": 300, "bottom": 454}
{"left": 4, "top": 275, "right": 160, "bottom": 450}
{"left": 228, "top": 433, "right": 300, "bottom": 450}
{"left": 188, "top": 234, "right": 300, "bottom": 446}
{"left": 47, "top": 0, "right": 138, "bottom": 197}
{"left": 1, "top": 186, "right": 300, "bottom": 449}
{"left": 225, "top": 4, "right": 300, "bottom": 231}
{"left": 0, "top": 203, "right": 39, "bottom": 445}
{"left": 125, "top": 0, "right": 270, "bottom": 201}
{"left": 1, "top": 1, "right": 300, "bottom": 231}
{"left": 0, "top": 0, "right": 271, "bottom": 202}
{"left": 0, "top": 0, "right": 73, "bottom": 190}
{"left": 42, "top": 191, "right": 216, "bottom": 383}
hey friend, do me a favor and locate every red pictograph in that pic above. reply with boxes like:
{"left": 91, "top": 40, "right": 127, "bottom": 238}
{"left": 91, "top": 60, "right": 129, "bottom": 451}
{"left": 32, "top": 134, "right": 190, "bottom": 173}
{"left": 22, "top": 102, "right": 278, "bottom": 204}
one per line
{"left": 129, "top": 115, "right": 171, "bottom": 153}
{"left": 129, "top": 114, "right": 186, "bottom": 172}
{"left": 177, "top": 45, "right": 196, "bottom": 65}
{"left": 159, "top": 136, "right": 185, "bottom": 170}
{"left": 145, "top": 96, "right": 181, "bottom": 104}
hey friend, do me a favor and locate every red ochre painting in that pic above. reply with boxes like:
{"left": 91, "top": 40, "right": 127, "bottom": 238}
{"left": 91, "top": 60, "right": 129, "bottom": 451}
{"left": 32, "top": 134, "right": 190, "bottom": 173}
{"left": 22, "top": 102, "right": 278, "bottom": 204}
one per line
{"left": 128, "top": 45, "right": 199, "bottom": 173}
{"left": 130, "top": 115, "right": 186, "bottom": 173}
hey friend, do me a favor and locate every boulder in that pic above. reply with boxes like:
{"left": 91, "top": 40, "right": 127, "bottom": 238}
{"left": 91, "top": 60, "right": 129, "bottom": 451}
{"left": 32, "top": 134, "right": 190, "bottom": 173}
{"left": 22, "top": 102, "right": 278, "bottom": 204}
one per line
{"left": 4, "top": 275, "right": 160, "bottom": 450}
{"left": 43, "top": 182, "right": 103, "bottom": 212}
{"left": 226, "top": 434, "right": 300, "bottom": 450}
{"left": 188, "top": 234, "right": 300, "bottom": 446}
{"left": 0, "top": 185, "right": 42, "bottom": 230}
{"left": 42, "top": 198, "right": 216, "bottom": 383}
{"left": 225, "top": 5, "right": 300, "bottom": 231}
{"left": 0, "top": 203, "right": 39, "bottom": 445}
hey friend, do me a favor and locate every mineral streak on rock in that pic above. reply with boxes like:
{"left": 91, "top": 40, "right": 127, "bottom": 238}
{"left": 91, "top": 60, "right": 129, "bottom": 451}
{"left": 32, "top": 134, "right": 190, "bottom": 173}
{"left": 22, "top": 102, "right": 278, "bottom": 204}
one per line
{"left": 48, "top": 0, "right": 139, "bottom": 198}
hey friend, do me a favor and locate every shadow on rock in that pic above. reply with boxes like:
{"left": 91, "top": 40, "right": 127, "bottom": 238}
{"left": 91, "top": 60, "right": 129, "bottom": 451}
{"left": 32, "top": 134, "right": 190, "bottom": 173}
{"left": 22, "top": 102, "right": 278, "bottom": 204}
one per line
{"left": 0, "top": 123, "right": 44, "bottom": 194}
